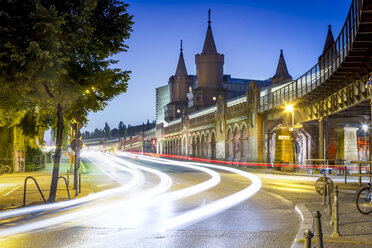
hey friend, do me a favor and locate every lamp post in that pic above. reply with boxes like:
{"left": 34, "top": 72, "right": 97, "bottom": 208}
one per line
{"left": 366, "top": 77, "right": 372, "bottom": 161}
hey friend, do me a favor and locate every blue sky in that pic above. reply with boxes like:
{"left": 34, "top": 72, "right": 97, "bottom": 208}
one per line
{"left": 82, "top": 0, "right": 351, "bottom": 132}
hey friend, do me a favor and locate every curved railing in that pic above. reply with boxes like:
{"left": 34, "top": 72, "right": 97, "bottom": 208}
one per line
{"left": 259, "top": 0, "right": 362, "bottom": 112}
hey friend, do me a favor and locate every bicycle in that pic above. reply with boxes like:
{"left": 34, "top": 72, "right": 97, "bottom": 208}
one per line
{"left": 0, "top": 158, "right": 12, "bottom": 174}
{"left": 0, "top": 163, "right": 12, "bottom": 174}
{"left": 356, "top": 183, "right": 372, "bottom": 215}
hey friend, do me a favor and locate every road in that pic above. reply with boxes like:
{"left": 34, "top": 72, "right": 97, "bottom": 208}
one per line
{"left": 0, "top": 152, "right": 325, "bottom": 248}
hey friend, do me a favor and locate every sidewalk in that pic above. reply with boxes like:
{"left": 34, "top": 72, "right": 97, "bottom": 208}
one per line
{"left": 254, "top": 168, "right": 372, "bottom": 248}
{"left": 0, "top": 156, "right": 116, "bottom": 210}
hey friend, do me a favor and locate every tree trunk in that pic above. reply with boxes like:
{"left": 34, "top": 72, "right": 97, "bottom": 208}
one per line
{"left": 48, "top": 103, "right": 64, "bottom": 203}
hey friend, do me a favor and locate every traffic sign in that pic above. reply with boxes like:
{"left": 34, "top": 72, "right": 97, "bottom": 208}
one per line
{"left": 71, "top": 139, "right": 83, "bottom": 151}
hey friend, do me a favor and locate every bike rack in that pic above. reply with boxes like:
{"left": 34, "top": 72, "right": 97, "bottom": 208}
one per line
{"left": 23, "top": 176, "right": 46, "bottom": 206}
{"left": 57, "top": 176, "right": 71, "bottom": 200}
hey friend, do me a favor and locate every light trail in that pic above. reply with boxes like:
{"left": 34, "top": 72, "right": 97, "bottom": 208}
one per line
{"left": 117, "top": 151, "right": 221, "bottom": 202}
{"left": 0, "top": 152, "right": 261, "bottom": 239}
{"left": 0, "top": 152, "right": 173, "bottom": 237}
{"left": 0, "top": 152, "right": 143, "bottom": 220}
{"left": 124, "top": 153, "right": 262, "bottom": 230}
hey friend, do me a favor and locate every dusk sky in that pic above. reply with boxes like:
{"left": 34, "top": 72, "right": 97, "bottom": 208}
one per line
{"left": 82, "top": 0, "right": 351, "bottom": 132}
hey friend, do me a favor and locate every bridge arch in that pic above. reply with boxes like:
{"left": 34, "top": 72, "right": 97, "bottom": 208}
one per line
{"left": 226, "top": 127, "right": 233, "bottom": 161}
{"left": 233, "top": 125, "right": 241, "bottom": 161}
{"left": 241, "top": 123, "right": 248, "bottom": 161}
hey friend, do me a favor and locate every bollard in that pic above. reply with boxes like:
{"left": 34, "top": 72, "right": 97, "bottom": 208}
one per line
{"left": 322, "top": 174, "right": 327, "bottom": 206}
{"left": 327, "top": 183, "right": 332, "bottom": 215}
{"left": 314, "top": 211, "right": 324, "bottom": 248}
{"left": 344, "top": 165, "right": 347, "bottom": 184}
{"left": 331, "top": 185, "right": 340, "bottom": 237}
{"left": 303, "top": 229, "right": 314, "bottom": 248}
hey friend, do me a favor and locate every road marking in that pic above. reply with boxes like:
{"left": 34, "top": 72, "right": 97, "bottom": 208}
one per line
{"left": 3, "top": 184, "right": 22, "bottom": 197}
{"left": 260, "top": 189, "right": 293, "bottom": 207}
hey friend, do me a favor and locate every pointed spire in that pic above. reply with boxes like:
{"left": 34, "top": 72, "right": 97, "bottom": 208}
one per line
{"left": 175, "top": 40, "right": 187, "bottom": 77}
{"left": 272, "top": 50, "right": 292, "bottom": 85}
{"left": 202, "top": 9, "right": 217, "bottom": 54}
{"left": 208, "top": 9, "right": 211, "bottom": 25}
{"left": 321, "top": 25, "right": 335, "bottom": 56}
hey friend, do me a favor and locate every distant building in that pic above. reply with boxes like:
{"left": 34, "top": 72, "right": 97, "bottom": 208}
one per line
{"left": 155, "top": 85, "right": 170, "bottom": 125}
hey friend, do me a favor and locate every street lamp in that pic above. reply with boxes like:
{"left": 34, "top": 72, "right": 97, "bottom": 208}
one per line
{"left": 285, "top": 105, "right": 294, "bottom": 128}
{"left": 286, "top": 104, "right": 297, "bottom": 167}
{"left": 366, "top": 77, "right": 372, "bottom": 160}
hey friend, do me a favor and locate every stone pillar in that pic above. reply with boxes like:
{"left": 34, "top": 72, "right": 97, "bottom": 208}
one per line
{"left": 324, "top": 119, "right": 328, "bottom": 159}
{"left": 239, "top": 138, "right": 244, "bottom": 162}
{"left": 216, "top": 95, "right": 227, "bottom": 160}
{"left": 369, "top": 127, "right": 372, "bottom": 162}
{"left": 335, "top": 126, "right": 358, "bottom": 161}
{"left": 319, "top": 118, "right": 324, "bottom": 159}
{"left": 274, "top": 126, "right": 294, "bottom": 170}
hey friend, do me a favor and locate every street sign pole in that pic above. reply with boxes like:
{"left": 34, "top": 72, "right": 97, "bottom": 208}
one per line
{"left": 71, "top": 124, "right": 83, "bottom": 192}
{"left": 74, "top": 124, "right": 79, "bottom": 191}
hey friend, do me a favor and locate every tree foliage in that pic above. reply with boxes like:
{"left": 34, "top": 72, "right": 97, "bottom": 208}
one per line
{"left": 0, "top": 0, "right": 133, "bottom": 202}
{"left": 104, "top": 122, "right": 111, "bottom": 139}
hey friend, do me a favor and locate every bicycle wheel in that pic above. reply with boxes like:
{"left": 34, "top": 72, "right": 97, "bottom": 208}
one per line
{"left": 356, "top": 187, "right": 372, "bottom": 215}
{"left": 315, "top": 176, "right": 334, "bottom": 195}
{"left": 3, "top": 165, "right": 12, "bottom": 174}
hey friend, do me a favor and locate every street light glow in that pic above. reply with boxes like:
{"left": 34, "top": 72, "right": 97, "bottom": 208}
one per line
{"left": 363, "top": 124, "right": 368, "bottom": 132}
{"left": 285, "top": 105, "right": 293, "bottom": 112}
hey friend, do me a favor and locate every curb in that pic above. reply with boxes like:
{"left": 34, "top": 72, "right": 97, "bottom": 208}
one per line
{"left": 291, "top": 203, "right": 313, "bottom": 248}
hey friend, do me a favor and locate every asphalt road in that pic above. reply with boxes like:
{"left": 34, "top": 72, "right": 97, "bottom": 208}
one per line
{"left": 0, "top": 152, "right": 326, "bottom": 248}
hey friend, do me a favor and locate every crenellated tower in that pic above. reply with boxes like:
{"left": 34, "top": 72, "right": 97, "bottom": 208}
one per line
{"left": 190, "top": 9, "right": 225, "bottom": 111}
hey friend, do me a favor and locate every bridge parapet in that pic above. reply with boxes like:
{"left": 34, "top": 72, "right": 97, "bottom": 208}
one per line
{"left": 164, "top": 122, "right": 183, "bottom": 135}
{"left": 189, "top": 112, "right": 215, "bottom": 128}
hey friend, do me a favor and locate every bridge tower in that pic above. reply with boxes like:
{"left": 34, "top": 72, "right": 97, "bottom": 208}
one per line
{"left": 165, "top": 40, "right": 191, "bottom": 122}
{"left": 320, "top": 25, "right": 335, "bottom": 58}
{"left": 191, "top": 9, "right": 225, "bottom": 110}
{"left": 272, "top": 50, "right": 292, "bottom": 85}
{"left": 318, "top": 25, "right": 335, "bottom": 69}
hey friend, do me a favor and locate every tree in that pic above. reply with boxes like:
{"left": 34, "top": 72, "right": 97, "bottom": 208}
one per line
{"left": 111, "top": 128, "right": 118, "bottom": 138}
{"left": 104, "top": 122, "right": 112, "bottom": 139}
{"left": 118, "top": 121, "right": 125, "bottom": 137}
{"left": 0, "top": 0, "right": 133, "bottom": 202}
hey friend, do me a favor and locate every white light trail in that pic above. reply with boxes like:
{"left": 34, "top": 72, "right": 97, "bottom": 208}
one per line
{"left": 125, "top": 153, "right": 262, "bottom": 230}
{"left": 0, "top": 152, "right": 261, "bottom": 239}
{"left": 0, "top": 152, "right": 143, "bottom": 221}
{"left": 0, "top": 152, "right": 174, "bottom": 237}
{"left": 117, "top": 152, "right": 221, "bottom": 202}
